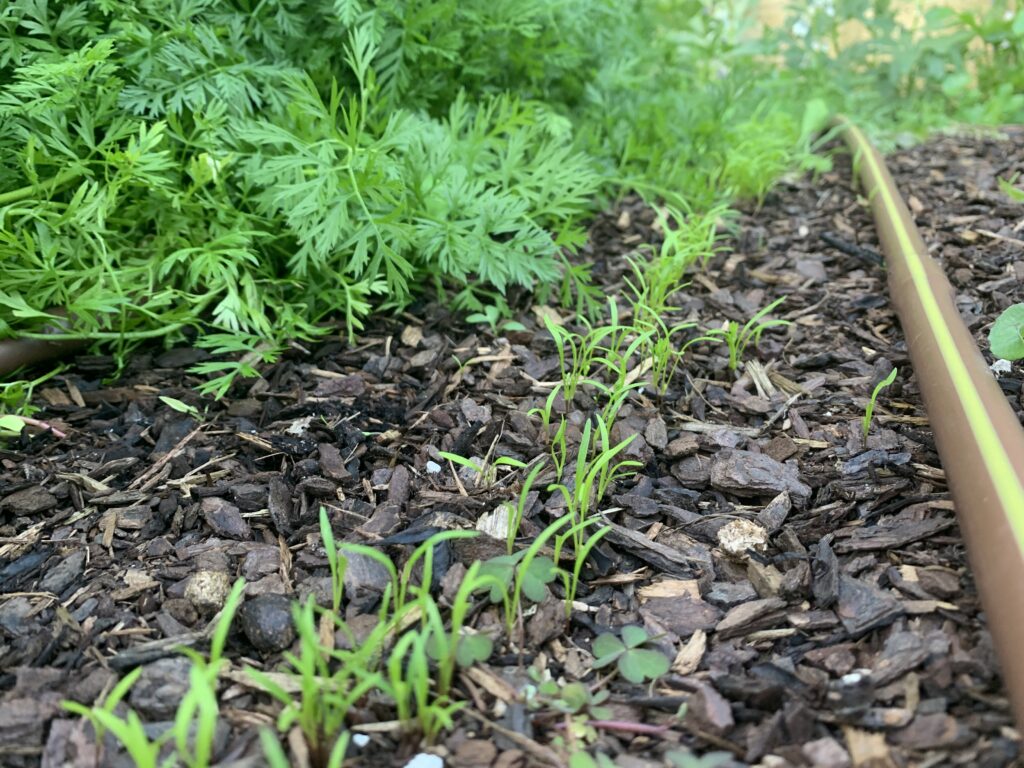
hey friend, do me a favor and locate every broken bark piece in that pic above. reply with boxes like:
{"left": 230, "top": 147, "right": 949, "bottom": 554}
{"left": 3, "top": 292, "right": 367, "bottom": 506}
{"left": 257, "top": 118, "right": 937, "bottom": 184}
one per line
{"left": 756, "top": 491, "right": 792, "bottom": 532}
{"left": 787, "top": 610, "right": 839, "bottom": 632}
{"left": 891, "top": 713, "right": 968, "bottom": 750}
{"left": 917, "top": 566, "right": 961, "bottom": 599}
{"left": 802, "top": 644, "right": 857, "bottom": 676}
{"left": 706, "top": 581, "right": 758, "bottom": 609}
{"left": 644, "top": 415, "right": 668, "bottom": 450}
{"left": 200, "top": 497, "right": 251, "bottom": 540}
{"left": 836, "top": 576, "right": 904, "bottom": 637}
{"left": 643, "top": 595, "right": 721, "bottom": 637}
{"left": 747, "top": 559, "right": 785, "bottom": 598}
{"left": 672, "top": 629, "right": 707, "bottom": 675}
{"left": 871, "top": 630, "right": 930, "bottom": 686}
{"left": 710, "top": 449, "right": 811, "bottom": 499}
{"left": 745, "top": 709, "right": 785, "bottom": 763}
{"left": 665, "top": 434, "right": 700, "bottom": 458}
{"left": 388, "top": 464, "right": 412, "bottom": 505}
{"left": 833, "top": 515, "right": 954, "bottom": 553}
{"left": 604, "top": 523, "right": 710, "bottom": 581}
{"left": 527, "top": 595, "right": 567, "bottom": 648}
{"left": 812, "top": 538, "right": 840, "bottom": 608}
{"left": 670, "top": 455, "right": 712, "bottom": 486}
{"left": 0, "top": 486, "right": 57, "bottom": 516}
{"left": 0, "top": 696, "right": 64, "bottom": 752}
{"left": 842, "top": 727, "right": 897, "bottom": 768}
{"left": 716, "top": 597, "right": 787, "bottom": 639}
{"left": 318, "top": 443, "right": 351, "bottom": 481}
{"left": 267, "top": 478, "right": 293, "bottom": 535}
{"left": 686, "top": 679, "right": 735, "bottom": 734}
{"left": 803, "top": 736, "right": 852, "bottom": 768}
{"left": 128, "top": 657, "right": 193, "bottom": 719}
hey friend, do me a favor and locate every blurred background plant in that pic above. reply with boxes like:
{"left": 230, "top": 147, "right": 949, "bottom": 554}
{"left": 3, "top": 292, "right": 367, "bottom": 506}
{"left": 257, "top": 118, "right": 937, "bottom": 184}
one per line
{"left": 0, "top": 0, "right": 1017, "bottom": 404}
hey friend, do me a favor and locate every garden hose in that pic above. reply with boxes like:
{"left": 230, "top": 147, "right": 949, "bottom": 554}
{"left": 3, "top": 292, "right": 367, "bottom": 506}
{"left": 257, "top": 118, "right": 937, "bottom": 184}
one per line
{"left": 834, "top": 116, "right": 1024, "bottom": 727}
{"left": 0, "top": 309, "right": 86, "bottom": 379}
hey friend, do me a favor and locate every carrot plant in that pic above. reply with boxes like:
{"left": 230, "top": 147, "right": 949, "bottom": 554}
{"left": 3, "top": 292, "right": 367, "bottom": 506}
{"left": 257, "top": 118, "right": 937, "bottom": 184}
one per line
{"left": 3, "top": 0, "right": 1021, "bottom": 396}
{"left": 0, "top": 0, "right": 606, "bottom": 393}
{"left": 706, "top": 297, "right": 791, "bottom": 372}
{"left": 63, "top": 578, "right": 246, "bottom": 768}
{"left": 548, "top": 416, "right": 640, "bottom": 554}
{"left": 862, "top": 367, "right": 899, "bottom": 439}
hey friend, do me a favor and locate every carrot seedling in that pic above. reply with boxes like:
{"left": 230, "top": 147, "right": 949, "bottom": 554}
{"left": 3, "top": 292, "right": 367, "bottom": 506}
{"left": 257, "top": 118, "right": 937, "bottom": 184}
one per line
{"left": 706, "top": 297, "right": 791, "bottom": 371}
{"left": 862, "top": 367, "right": 898, "bottom": 439}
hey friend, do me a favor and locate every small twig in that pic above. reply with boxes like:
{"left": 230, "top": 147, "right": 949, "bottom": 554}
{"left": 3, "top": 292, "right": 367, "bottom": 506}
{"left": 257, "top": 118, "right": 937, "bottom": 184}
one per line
{"left": 461, "top": 708, "right": 564, "bottom": 767}
{"left": 821, "top": 232, "right": 884, "bottom": 266}
{"left": 582, "top": 720, "right": 673, "bottom": 736}
{"left": 446, "top": 457, "right": 470, "bottom": 497}
{"left": 678, "top": 720, "right": 746, "bottom": 756}
{"left": 757, "top": 391, "right": 804, "bottom": 437}
{"left": 129, "top": 424, "right": 204, "bottom": 491}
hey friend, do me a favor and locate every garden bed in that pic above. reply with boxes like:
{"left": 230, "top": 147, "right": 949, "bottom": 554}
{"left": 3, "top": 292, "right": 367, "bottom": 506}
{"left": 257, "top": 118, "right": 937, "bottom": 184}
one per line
{"left": 2, "top": 127, "right": 1023, "bottom": 767}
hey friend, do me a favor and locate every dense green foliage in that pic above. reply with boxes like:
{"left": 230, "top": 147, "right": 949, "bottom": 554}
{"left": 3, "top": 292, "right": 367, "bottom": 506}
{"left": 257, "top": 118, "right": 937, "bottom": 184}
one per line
{"left": 0, "top": 0, "right": 1022, "bottom": 395}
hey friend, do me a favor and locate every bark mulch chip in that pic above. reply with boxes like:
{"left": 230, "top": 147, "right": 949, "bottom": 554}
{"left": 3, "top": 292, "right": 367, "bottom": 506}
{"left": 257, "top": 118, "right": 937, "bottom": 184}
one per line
{"left": 3, "top": 127, "right": 1024, "bottom": 766}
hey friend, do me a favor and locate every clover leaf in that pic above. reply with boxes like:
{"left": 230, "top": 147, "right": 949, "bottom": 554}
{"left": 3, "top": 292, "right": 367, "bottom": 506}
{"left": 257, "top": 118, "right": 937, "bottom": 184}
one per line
{"left": 592, "top": 625, "right": 670, "bottom": 684}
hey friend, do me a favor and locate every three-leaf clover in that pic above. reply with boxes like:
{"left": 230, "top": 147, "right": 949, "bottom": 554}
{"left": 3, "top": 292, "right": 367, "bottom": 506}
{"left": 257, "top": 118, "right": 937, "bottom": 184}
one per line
{"left": 480, "top": 552, "right": 559, "bottom": 604}
{"left": 591, "top": 625, "right": 670, "bottom": 684}
{"left": 428, "top": 630, "right": 493, "bottom": 668}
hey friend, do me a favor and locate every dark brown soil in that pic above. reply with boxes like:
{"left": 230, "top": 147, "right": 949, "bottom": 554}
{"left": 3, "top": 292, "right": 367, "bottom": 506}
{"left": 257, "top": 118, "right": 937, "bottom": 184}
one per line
{"left": 3, "top": 127, "right": 1024, "bottom": 768}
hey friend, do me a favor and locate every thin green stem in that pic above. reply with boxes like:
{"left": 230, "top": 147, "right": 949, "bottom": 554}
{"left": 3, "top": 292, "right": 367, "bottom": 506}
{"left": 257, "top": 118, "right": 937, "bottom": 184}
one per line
{"left": 0, "top": 168, "right": 85, "bottom": 207}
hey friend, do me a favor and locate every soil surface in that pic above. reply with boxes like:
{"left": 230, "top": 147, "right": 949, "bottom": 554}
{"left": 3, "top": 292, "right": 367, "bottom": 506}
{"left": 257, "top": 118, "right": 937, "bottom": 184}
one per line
{"left": 3, "top": 127, "right": 1024, "bottom": 768}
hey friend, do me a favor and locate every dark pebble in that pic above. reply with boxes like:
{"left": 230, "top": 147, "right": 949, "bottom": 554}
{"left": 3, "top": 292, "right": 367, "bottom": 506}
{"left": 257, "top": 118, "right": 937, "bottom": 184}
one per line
{"left": 239, "top": 594, "right": 295, "bottom": 654}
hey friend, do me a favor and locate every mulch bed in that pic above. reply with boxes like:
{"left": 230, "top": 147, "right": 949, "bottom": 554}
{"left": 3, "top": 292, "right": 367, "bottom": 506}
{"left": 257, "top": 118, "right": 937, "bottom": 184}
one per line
{"left": 3, "top": 126, "right": 1024, "bottom": 768}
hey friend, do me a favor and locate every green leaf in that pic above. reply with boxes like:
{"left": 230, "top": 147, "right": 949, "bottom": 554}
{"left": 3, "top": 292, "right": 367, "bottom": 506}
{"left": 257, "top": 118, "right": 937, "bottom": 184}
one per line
{"left": 799, "top": 97, "right": 829, "bottom": 142}
{"left": 158, "top": 396, "right": 198, "bottom": 416}
{"left": 558, "top": 682, "right": 591, "bottom": 713}
{"left": 942, "top": 72, "right": 971, "bottom": 97}
{"left": 618, "top": 647, "right": 670, "bottom": 684}
{"left": 0, "top": 414, "right": 25, "bottom": 437}
{"left": 519, "top": 556, "right": 557, "bottom": 603}
{"left": 455, "top": 633, "right": 493, "bottom": 667}
{"left": 569, "top": 751, "right": 599, "bottom": 768}
{"left": 990, "top": 304, "right": 1024, "bottom": 361}
{"left": 259, "top": 729, "right": 291, "bottom": 768}
{"left": 591, "top": 633, "right": 625, "bottom": 665}
{"left": 1013, "top": 10, "right": 1024, "bottom": 37}
{"left": 999, "top": 175, "right": 1024, "bottom": 202}
{"left": 620, "top": 624, "right": 649, "bottom": 649}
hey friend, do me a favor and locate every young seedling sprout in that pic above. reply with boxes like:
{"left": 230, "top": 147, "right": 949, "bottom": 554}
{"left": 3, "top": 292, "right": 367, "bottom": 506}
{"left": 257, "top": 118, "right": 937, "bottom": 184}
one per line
{"left": 706, "top": 296, "right": 791, "bottom": 371}
{"left": 862, "top": 367, "right": 898, "bottom": 439}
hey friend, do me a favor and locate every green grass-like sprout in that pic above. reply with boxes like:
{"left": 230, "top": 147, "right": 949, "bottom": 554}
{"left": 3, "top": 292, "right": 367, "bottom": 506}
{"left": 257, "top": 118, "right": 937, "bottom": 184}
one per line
{"left": 862, "top": 367, "right": 899, "bottom": 439}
